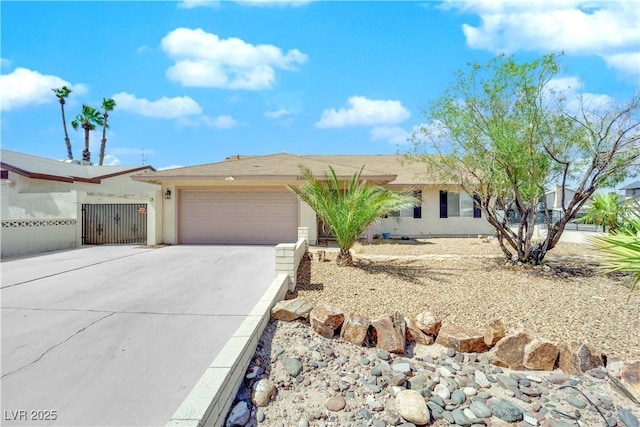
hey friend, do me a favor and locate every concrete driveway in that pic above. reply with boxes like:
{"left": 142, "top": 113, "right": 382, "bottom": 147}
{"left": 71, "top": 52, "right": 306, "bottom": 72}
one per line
{"left": 1, "top": 245, "right": 275, "bottom": 426}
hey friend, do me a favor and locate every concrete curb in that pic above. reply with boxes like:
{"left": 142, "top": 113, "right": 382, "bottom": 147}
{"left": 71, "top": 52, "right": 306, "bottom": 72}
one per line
{"left": 167, "top": 273, "right": 290, "bottom": 427}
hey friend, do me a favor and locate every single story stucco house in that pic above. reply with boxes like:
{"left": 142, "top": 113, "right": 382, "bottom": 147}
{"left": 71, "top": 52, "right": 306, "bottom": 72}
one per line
{"left": 132, "top": 153, "right": 494, "bottom": 246}
{"left": 1, "top": 149, "right": 159, "bottom": 257}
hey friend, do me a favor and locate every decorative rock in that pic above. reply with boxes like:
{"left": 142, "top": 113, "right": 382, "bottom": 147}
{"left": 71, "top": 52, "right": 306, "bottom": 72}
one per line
{"left": 325, "top": 396, "right": 346, "bottom": 412}
{"left": 393, "top": 361, "right": 412, "bottom": 374}
{"left": 395, "top": 389, "right": 430, "bottom": 425}
{"left": 226, "top": 401, "right": 251, "bottom": 427}
{"left": 282, "top": 358, "right": 303, "bottom": 377}
{"left": 408, "top": 374, "right": 427, "bottom": 390}
{"left": 618, "top": 360, "right": 640, "bottom": 402}
{"left": 483, "top": 318, "right": 506, "bottom": 346}
{"left": 256, "top": 408, "right": 265, "bottom": 423}
{"left": 309, "top": 303, "right": 344, "bottom": 338}
{"left": 434, "top": 383, "right": 451, "bottom": 400}
{"left": 558, "top": 341, "right": 604, "bottom": 375}
{"left": 451, "top": 408, "right": 472, "bottom": 426}
{"left": 469, "top": 401, "right": 492, "bottom": 418}
{"left": 619, "top": 408, "right": 639, "bottom": 427}
{"left": 488, "top": 331, "right": 535, "bottom": 370}
{"left": 340, "top": 313, "right": 370, "bottom": 346}
{"left": 252, "top": 379, "right": 276, "bottom": 407}
{"left": 463, "top": 386, "right": 477, "bottom": 396}
{"left": 524, "top": 339, "right": 560, "bottom": 371}
{"left": 452, "top": 389, "right": 466, "bottom": 404}
{"left": 565, "top": 394, "right": 587, "bottom": 409}
{"left": 474, "top": 369, "right": 491, "bottom": 388}
{"left": 414, "top": 310, "right": 442, "bottom": 336}
{"left": 405, "top": 316, "right": 434, "bottom": 345}
{"left": 546, "top": 372, "right": 569, "bottom": 385}
{"left": 491, "top": 398, "right": 524, "bottom": 422}
{"left": 372, "top": 313, "right": 406, "bottom": 354}
{"left": 435, "top": 323, "right": 489, "bottom": 353}
{"left": 523, "top": 411, "right": 539, "bottom": 426}
{"left": 271, "top": 298, "right": 313, "bottom": 321}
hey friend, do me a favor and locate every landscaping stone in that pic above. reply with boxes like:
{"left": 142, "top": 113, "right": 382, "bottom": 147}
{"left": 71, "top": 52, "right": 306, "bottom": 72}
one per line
{"left": 395, "top": 389, "right": 430, "bottom": 425}
{"left": 524, "top": 339, "right": 560, "bottom": 371}
{"left": 282, "top": 358, "right": 303, "bottom": 377}
{"left": 435, "top": 323, "right": 488, "bottom": 353}
{"left": 488, "top": 330, "right": 534, "bottom": 370}
{"left": 404, "top": 316, "right": 434, "bottom": 345}
{"left": 270, "top": 298, "right": 313, "bottom": 321}
{"left": 619, "top": 409, "right": 639, "bottom": 427}
{"left": 252, "top": 379, "right": 275, "bottom": 407}
{"left": 309, "top": 303, "right": 344, "bottom": 338}
{"left": 372, "top": 312, "right": 406, "bottom": 354}
{"left": 491, "top": 398, "right": 524, "bottom": 422}
{"left": 414, "top": 310, "right": 442, "bottom": 336}
{"left": 325, "top": 396, "right": 346, "bottom": 412}
{"left": 226, "top": 401, "right": 251, "bottom": 427}
{"left": 558, "top": 341, "right": 604, "bottom": 375}
{"left": 617, "top": 360, "right": 640, "bottom": 402}
{"left": 340, "top": 313, "right": 370, "bottom": 346}
{"left": 484, "top": 318, "right": 506, "bottom": 346}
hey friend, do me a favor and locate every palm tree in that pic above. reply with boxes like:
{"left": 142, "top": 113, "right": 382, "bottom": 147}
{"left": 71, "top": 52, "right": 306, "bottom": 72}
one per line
{"left": 576, "top": 193, "right": 627, "bottom": 232}
{"left": 71, "top": 104, "right": 103, "bottom": 163}
{"left": 288, "top": 165, "right": 418, "bottom": 266}
{"left": 98, "top": 98, "right": 116, "bottom": 166}
{"left": 52, "top": 86, "right": 73, "bottom": 160}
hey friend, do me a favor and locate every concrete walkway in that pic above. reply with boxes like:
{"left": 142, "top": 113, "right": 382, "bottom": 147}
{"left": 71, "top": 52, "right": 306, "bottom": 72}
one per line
{"left": 1, "top": 245, "right": 275, "bottom": 426}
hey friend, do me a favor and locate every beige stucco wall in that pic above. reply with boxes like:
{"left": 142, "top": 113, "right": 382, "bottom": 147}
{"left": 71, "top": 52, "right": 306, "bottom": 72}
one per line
{"left": 370, "top": 188, "right": 494, "bottom": 238}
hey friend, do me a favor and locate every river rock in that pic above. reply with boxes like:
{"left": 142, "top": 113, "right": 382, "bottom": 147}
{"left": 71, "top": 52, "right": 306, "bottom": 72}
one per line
{"left": 524, "top": 339, "right": 559, "bottom": 371}
{"left": 340, "top": 313, "right": 370, "bottom": 346}
{"left": 395, "top": 389, "right": 430, "bottom": 425}
{"left": 488, "top": 330, "right": 534, "bottom": 370}
{"left": 491, "top": 398, "right": 523, "bottom": 422}
{"left": 309, "top": 303, "right": 344, "bottom": 338}
{"left": 252, "top": 379, "right": 276, "bottom": 407}
{"left": 271, "top": 298, "right": 313, "bottom": 321}
{"left": 326, "top": 396, "right": 346, "bottom": 412}
{"left": 226, "top": 401, "right": 251, "bottom": 426}
{"left": 282, "top": 358, "right": 303, "bottom": 377}
{"left": 372, "top": 312, "right": 406, "bottom": 354}
{"left": 435, "top": 323, "right": 488, "bottom": 353}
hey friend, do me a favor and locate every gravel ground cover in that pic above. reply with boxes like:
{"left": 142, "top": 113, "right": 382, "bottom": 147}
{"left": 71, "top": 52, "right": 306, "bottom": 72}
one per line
{"left": 296, "top": 238, "right": 639, "bottom": 360}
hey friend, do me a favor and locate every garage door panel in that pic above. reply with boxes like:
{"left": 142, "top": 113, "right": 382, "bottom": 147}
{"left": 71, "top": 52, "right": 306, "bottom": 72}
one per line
{"left": 180, "top": 191, "right": 297, "bottom": 244}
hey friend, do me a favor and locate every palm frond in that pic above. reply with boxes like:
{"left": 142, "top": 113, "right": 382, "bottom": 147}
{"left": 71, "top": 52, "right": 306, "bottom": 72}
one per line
{"left": 587, "top": 234, "right": 640, "bottom": 302}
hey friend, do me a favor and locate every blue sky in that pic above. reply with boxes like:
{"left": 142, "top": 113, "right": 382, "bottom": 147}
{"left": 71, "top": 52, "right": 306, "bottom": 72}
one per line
{"left": 1, "top": 0, "right": 639, "bottom": 170}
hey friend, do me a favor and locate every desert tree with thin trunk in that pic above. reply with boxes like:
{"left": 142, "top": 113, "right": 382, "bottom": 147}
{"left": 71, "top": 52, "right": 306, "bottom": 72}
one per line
{"left": 52, "top": 86, "right": 73, "bottom": 160}
{"left": 98, "top": 98, "right": 116, "bottom": 166}
{"left": 71, "top": 104, "right": 104, "bottom": 163}
{"left": 288, "top": 165, "right": 418, "bottom": 266}
{"left": 407, "top": 53, "right": 640, "bottom": 265}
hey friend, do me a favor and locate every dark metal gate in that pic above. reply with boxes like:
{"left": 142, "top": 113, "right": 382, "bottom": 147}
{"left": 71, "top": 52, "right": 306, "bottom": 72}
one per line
{"left": 82, "top": 204, "right": 147, "bottom": 245}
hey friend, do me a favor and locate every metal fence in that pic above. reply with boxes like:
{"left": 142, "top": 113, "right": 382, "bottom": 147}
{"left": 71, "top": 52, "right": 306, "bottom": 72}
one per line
{"left": 82, "top": 204, "right": 147, "bottom": 245}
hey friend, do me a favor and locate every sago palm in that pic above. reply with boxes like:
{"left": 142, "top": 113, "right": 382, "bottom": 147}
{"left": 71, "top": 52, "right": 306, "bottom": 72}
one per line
{"left": 576, "top": 193, "right": 626, "bottom": 232}
{"left": 98, "top": 98, "right": 116, "bottom": 166}
{"left": 52, "top": 86, "right": 73, "bottom": 160}
{"left": 288, "top": 165, "right": 418, "bottom": 266}
{"left": 589, "top": 233, "right": 640, "bottom": 302}
{"left": 71, "top": 104, "right": 104, "bottom": 163}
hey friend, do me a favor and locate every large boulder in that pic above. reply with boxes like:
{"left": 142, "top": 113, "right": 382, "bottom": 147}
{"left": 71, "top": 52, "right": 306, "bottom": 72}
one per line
{"left": 435, "top": 323, "right": 489, "bottom": 353}
{"left": 617, "top": 360, "right": 640, "bottom": 402}
{"left": 372, "top": 313, "right": 406, "bottom": 354}
{"left": 271, "top": 298, "right": 313, "bottom": 321}
{"left": 414, "top": 311, "right": 442, "bottom": 336}
{"left": 405, "top": 316, "right": 434, "bottom": 345}
{"left": 483, "top": 318, "right": 506, "bottom": 347}
{"left": 488, "top": 331, "right": 534, "bottom": 370}
{"left": 340, "top": 313, "right": 370, "bottom": 346}
{"left": 558, "top": 341, "right": 604, "bottom": 375}
{"left": 523, "top": 339, "right": 559, "bottom": 371}
{"left": 309, "top": 303, "right": 344, "bottom": 338}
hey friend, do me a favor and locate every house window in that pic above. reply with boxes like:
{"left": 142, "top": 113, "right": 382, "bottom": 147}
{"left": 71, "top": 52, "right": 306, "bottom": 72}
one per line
{"left": 387, "top": 190, "right": 422, "bottom": 218}
{"left": 0, "top": 170, "right": 7, "bottom": 180}
{"left": 439, "top": 190, "right": 481, "bottom": 218}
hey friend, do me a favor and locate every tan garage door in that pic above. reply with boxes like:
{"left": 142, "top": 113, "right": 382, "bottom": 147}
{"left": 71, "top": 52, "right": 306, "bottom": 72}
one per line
{"left": 179, "top": 190, "right": 298, "bottom": 244}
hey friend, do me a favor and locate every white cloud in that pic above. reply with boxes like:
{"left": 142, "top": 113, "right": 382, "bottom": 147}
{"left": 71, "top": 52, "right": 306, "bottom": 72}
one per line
{"left": 112, "top": 92, "right": 202, "bottom": 118}
{"left": 178, "top": 0, "right": 220, "bottom": 9}
{"left": 370, "top": 126, "right": 411, "bottom": 145}
{"left": 315, "top": 96, "right": 410, "bottom": 128}
{"left": 161, "top": 28, "right": 307, "bottom": 90}
{"left": 159, "top": 164, "right": 185, "bottom": 170}
{"left": 265, "top": 108, "right": 292, "bottom": 119}
{"left": 545, "top": 77, "right": 615, "bottom": 112}
{"left": 0, "top": 68, "right": 87, "bottom": 112}
{"left": 102, "top": 154, "right": 122, "bottom": 166}
{"left": 137, "top": 45, "right": 152, "bottom": 54}
{"left": 447, "top": 0, "right": 640, "bottom": 76}
{"left": 202, "top": 115, "right": 239, "bottom": 129}
{"left": 235, "top": 0, "right": 314, "bottom": 7}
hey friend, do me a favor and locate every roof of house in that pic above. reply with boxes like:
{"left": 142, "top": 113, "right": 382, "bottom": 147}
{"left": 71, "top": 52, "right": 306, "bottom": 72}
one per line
{"left": 132, "top": 153, "right": 436, "bottom": 186}
{"left": 0, "top": 149, "right": 155, "bottom": 184}
{"left": 621, "top": 180, "right": 640, "bottom": 190}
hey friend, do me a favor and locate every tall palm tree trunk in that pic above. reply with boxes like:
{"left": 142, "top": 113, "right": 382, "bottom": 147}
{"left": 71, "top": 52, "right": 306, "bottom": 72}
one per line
{"left": 82, "top": 124, "right": 91, "bottom": 163}
{"left": 99, "top": 112, "right": 109, "bottom": 165}
{"left": 60, "top": 100, "right": 73, "bottom": 160}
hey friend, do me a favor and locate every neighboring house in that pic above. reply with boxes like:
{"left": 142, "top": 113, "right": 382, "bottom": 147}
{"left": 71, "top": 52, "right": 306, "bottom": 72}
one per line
{"left": 621, "top": 181, "right": 640, "bottom": 199}
{"left": 132, "top": 153, "right": 494, "bottom": 246}
{"left": 0, "top": 149, "right": 159, "bottom": 258}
